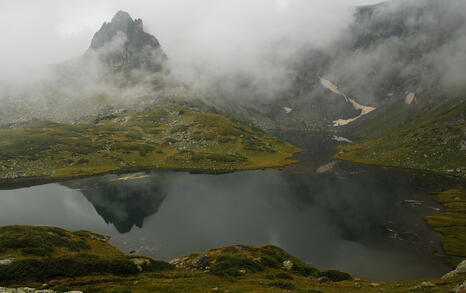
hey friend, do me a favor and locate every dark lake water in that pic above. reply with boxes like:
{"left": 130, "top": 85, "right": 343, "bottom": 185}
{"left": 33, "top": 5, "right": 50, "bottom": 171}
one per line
{"left": 0, "top": 132, "right": 464, "bottom": 281}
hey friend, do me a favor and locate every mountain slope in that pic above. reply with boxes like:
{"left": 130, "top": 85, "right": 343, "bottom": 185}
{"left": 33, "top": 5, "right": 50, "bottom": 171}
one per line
{"left": 0, "top": 104, "right": 300, "bottom": 182}
{"left": 335, "top": 98, "right": 466, "bottom": 177}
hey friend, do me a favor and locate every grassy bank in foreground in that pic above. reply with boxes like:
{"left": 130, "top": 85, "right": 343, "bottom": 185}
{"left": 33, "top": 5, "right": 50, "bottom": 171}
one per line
{"left": 335, "top": 100, "right": 466, "bottom": 178}
{"left": 425, "top": 189, "right": 466, "bottom": 267}
{"left": 0, "top": 226, "right": 465, "bottom": 292}
{"left": 0, "top": 104, "right": 301, "bottom": 181}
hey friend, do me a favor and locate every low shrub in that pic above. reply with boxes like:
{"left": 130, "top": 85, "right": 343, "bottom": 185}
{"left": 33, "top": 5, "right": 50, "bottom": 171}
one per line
{"left": 260, "top": 245, "right": 318, "bottom": 277}
{"left": 0, "top": 254, "right": 139, "bottom": 284}
{"left": 21, "top": 247, "right": 48, "bottom": 256}
{"left": 210, "top": 254, "right": 264, "bottom": 277}
{"left": 318, "top": 270, "right": 352, "bottom": 282}
{"left": 275, "top": 272, "right": 294, "bottom": 280}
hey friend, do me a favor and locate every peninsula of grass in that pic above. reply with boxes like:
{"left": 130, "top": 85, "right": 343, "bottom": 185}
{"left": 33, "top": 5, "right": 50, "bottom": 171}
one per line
{"left": 0, "top": 104, "right": 301, "bottom": 182}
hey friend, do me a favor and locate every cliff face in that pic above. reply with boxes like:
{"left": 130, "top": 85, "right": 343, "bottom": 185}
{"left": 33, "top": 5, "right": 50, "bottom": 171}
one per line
{"left": 88, "top": 10, "right": 167, "bottom": 73}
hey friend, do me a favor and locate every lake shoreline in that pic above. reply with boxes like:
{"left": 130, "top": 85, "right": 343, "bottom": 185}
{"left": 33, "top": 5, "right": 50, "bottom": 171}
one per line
{"left": 0, "top": 157, "right": 301, "bottom": 190}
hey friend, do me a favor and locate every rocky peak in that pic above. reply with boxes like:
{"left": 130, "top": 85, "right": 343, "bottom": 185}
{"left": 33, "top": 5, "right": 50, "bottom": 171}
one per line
{"left": 88, "top": 10, "right": 166, "bottom": 72}
{"left": 112, "top": 10, "right": 133, "bottom": 26}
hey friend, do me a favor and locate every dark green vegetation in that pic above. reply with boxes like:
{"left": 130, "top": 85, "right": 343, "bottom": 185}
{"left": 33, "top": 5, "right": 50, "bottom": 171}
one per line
{"left": 171, "top": 245, "right": 321, "bottom": 278}
{"left": 425, "top": 189, "right": 466, "bottom": 267}
{"left": 0, "top": 104, "right": 301, "bottom": 182}
{"left": 0, "top": 226, "right": 171, "bottom": 285}
{"left": 0, "top": 226, "right": 465, "bottom": 292}
{"left": 335, "top": 98, "right": 466, "bottom": 177}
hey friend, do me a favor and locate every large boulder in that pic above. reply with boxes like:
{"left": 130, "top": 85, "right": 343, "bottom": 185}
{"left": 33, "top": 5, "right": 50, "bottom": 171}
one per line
{"left": 442, "top": 260, "right": 466, "bottom": 279}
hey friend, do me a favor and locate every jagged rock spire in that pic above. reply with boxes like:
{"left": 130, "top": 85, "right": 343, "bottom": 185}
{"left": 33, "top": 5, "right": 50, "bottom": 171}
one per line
{"left": 88, "top": 10, "right": 166, "bottom": 72}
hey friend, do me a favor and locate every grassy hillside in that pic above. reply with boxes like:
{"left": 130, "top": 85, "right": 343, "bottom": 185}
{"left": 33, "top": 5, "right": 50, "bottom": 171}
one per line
{"left": 0, "top": 104, "right": 301, "bottom": 181}
{"left": 425, "top": 189, "right": 466, "bottom": 267}
{"left": 344, "top": 101, "right": 415, "bottom": 140}
{"left": 335, "top": 99, "right": 466, "bottom": 177}
{"left": 1, "top": 226, "right": 465, "bottom": 293}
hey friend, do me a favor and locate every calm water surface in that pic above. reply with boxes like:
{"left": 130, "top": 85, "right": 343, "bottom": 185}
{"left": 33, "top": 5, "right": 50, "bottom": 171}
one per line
{"left": 0, "top": 132, "right": 464, "bottom": 281}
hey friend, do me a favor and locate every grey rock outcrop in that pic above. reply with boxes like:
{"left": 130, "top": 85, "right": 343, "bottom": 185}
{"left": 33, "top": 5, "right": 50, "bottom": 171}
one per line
{"left": 454, "top": 280, "right": 466, "bottom": 293}
{"left": 442, "top": 260, "right": 466, "bottom": 279}
{"left": 87, "top": 10, "right": 166, "bottom": 73}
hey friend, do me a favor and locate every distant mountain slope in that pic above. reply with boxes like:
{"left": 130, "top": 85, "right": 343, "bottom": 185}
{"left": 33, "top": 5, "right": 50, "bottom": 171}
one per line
{"left": 335, "top": 98, "right": 466, "bottom": 177}
{"left": 0, "top": 11, "right": 171, "bottom": 127}
{"left": 229, "top": 0, "right": 466, "bottom": 131}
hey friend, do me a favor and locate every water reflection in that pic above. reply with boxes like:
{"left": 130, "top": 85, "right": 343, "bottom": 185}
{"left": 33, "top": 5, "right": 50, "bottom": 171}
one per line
{"left": 63, "top": 173, "right": 168, "bottom": 233}
{"left": 0, "top": 164, "right": 462, "bottom": 280}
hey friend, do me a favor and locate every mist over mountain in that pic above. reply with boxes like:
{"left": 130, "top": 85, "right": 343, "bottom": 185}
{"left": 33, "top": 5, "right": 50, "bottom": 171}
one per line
{"left": 0, "top": 10, "right": 173, "bottom": 126}
{"left": 221, "top": 0, "right": 466, "bottom": 130}
{"left": 0, "top": 0, "right": 465, "bottom": 131}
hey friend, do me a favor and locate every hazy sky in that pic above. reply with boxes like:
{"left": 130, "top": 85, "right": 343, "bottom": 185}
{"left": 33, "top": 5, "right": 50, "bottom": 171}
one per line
{"left": 0, "top": 0, "right": 381, "bottom": 79}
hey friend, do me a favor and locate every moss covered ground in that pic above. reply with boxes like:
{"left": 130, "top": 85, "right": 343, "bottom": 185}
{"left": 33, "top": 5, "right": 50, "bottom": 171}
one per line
{"left": 0, "top": 226, "right": 465, "bottom": 293}
{"left": 425, "top": 189, "right": 466, "bottom": 267}
{"left": 0, "top": 104, "right": 301, "bottom": 182}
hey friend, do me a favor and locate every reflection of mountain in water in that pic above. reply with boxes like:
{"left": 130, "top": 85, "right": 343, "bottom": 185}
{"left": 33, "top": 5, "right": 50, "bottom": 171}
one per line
{"left": 63, "top": 173, "right": 167, "bottom": 233}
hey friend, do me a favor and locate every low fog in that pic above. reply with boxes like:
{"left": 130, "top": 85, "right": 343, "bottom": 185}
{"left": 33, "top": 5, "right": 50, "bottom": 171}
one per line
{"left": 0, "top": 0, "right": 465, "bottom": 126}
{"left": 0, "top": 0, "right": 377, "bottom": 81}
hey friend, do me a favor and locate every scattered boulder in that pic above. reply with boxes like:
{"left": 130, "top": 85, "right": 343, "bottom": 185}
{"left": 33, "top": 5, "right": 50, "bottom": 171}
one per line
{"left": 130, "top": 257, "right": 152, "bottom": 272}
{"left": 0, "top": 258, "right": 14, "bottom": 265}
{"left": 454, "top": 280, "right": 466, "bottom": 293}
{"left": 192, "top": 255, "right": 209, "bottom": 269}
{"left": 317, "top": 277, "right": 330, "bottom": 283}
{"left": 282, "top": 260, "right": 293, "bottom": 270}
{"left": 459, "top": 140, "right": 466, "bottom": 151}
{"left": 410, "top": 281, "right": 435, "bottom": 291}
{"left": 443, "top": 260, "right": 466, "bottom": 279}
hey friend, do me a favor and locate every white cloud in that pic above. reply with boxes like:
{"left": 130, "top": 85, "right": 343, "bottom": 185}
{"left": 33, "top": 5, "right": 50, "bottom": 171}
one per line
{"left": 0, "top": 0, "right": 381, "bottom": 80}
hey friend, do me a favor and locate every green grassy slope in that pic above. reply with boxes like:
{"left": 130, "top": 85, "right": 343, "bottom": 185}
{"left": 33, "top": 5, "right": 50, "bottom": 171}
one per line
{"left": 425, "top": 189, "right": 466, "bottom": 267}
{"left": 1, "top": 226, "right": 465, "bottom": 293}
{"left": 0, "top": 104, "right": 301, "bottom": 181}
{"left": 345, "top": 101, "right": 415, "bottom": 140}
{"left": 335, "top": 99, "right": 466, "bottom": 177}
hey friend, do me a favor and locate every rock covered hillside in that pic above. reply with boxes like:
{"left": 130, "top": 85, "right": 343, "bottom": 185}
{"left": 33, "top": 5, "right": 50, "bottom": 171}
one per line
{"left": 0, "top": 103, "right": 301, "bottom": 182}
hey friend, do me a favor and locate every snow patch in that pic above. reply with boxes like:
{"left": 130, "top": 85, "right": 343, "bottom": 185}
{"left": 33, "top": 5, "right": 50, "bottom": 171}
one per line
{"left": 405, "top": 92, "right": 416, "bottom": 104}
{"left": 332, "top": 135, "right": 352, "bottom": 143}
{"left": 319, "top": 77, "right": 376, "bottom": 126}
{"left": 284, "top": 107, "right": 292, "bottom": 113}
{"left": 320, "top": 78, "right": 348, "bottom": 101}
